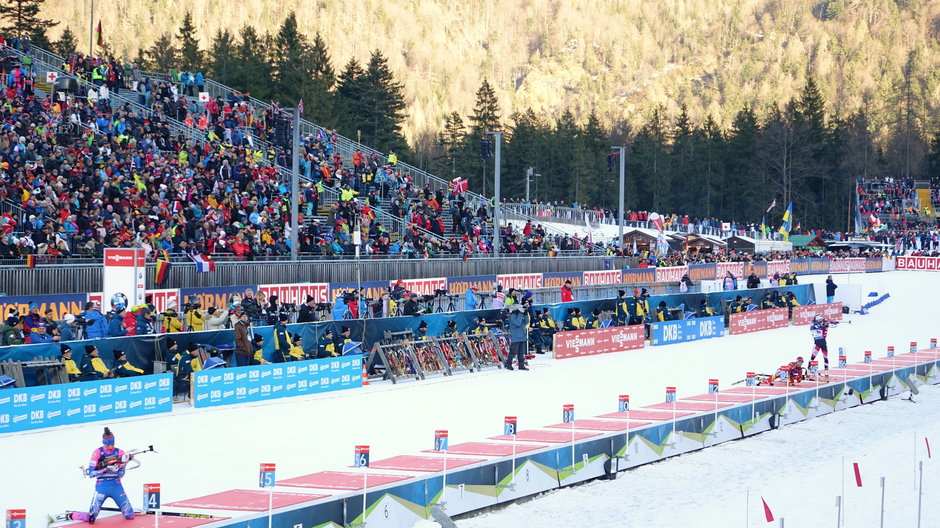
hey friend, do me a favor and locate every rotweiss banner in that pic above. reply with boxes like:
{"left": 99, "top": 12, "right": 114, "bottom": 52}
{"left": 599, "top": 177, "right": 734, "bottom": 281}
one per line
{"left": 191, "top": 356, "right": 362, "bottom": 408}
{"left": 650, "top": 315, "right": 726, "bottom": 346}
{"left": 0, "top": 373, "right": 172, "bottom": 433}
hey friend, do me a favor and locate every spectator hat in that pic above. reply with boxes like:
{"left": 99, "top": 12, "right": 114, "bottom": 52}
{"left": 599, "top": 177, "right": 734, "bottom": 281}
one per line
{"left": 342, "top": 326, "right": 350, "bottom": 333}
{"left": 278, "top": 313, "right": 289, "bottom": 322}
{"left": 64, "top": 313, "right": 76, "bottom": 324}
{"left": 113, "top": 349, "right": 125, "bottom": 360}
{"left": 60, "top": 344, "right": 72, "bottom": 356}
{"left": 618, "top": 290, "right": 625, "bottom": 296}
{"left": 324, "top": 327, "right": 333, "bottom": 335}
{"left": 187, "top": 342, "right": 199, "bottom": 352}
{"left": 418, "top": 321, "right": 428, "bottom": 329}
{"left": 253, "top": 334, "right": 264, "bottom": 343}
{"left": 85, "top": 345, "right": 97, "bottom": 354}
{"left": 166, "top": 337, "right": 176, "bottom": 348}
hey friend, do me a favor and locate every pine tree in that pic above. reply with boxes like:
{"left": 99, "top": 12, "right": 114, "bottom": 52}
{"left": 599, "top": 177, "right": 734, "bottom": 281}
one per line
{"left": 438, "top": 111, "right": 467, "bottom": 178}
{"left": 207, "top": 29, "right": 237, "bottom": 87}
{"left": 145, "top": 33, "right": 179, "bottom": 72}
{"left": 0, "top": 0, "right": 57, "bottom": 40}
{"left": 466, "top": 78, "right": 502, "bottom": 194}
{"left": 52, "top": 26, "right": 77, "bottom": 57}
{"left": 725, "top": 105, "right": 760, "bottom": 221}
{"left": 504, "top": 109, "right": 546, "bottom": 199}
{"left": 303, "top": 33, "right": 336, "bottom": 126}
{"left": 271, "top": 12, "right": 308, "bottom": 107}
{"left": 579, "top": 111, "right": 611, "bottom": 207}
{"left": 335, "top": 58, "right": 369, "bottom": 142}
{"left": 669, "top": 105, "right": 696, "bottom": 213}
{"left": 696, "top": 115, "right": 726, "bottom": 218}
{"left": 362, "top": 50, "right": 408, "bottom": 154}
{"left": 629, "top": 106, "right": 669, "bottom": 211}
{"left": 177, "top": 11, "right": 203, "bottom": 72}
{"left": 230, "top": 25, "right": 272, "bottom": 100}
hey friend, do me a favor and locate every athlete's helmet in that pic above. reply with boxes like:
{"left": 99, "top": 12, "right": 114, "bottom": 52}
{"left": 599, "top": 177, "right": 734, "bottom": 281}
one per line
{"left": 813, "top": 314, "right": 823, "bottom": 322}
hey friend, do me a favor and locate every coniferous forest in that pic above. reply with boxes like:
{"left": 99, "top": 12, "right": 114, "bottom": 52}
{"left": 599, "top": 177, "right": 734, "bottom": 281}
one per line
{"left": 32, "top": 1, "right": 940, "bottom": 231}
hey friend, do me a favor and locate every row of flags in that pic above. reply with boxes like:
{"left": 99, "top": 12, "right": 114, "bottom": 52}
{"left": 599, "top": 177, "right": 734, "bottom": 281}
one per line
{"left": 154, "top": 251, "right": 215, "bottom": 286}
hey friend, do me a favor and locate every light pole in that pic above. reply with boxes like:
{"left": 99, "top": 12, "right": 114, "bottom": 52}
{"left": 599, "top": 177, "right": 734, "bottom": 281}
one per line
{"left": 613, "top": 147, "right": 626, "bottom": 250}
{"left": 488, "top": 131, "right": 502, "bottom": 259}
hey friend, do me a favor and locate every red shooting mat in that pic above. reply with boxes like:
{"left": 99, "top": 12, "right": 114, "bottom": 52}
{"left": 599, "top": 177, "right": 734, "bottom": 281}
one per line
{"left": 57, "top": 515, "right": 226, "bottom": 528}
{"left": 595, "top": 409, "right": 695, "bottom": 421}
{"left": 643, "top": 401, "right": 733, "bottom": 411}
{"left": 165, "top": 489, "right": 328, "bottom": 511}
{"left": 422, "top": 441, "right": 548, "bottom": 456}
{"left": 365, "top": 455, "right": 487, "bottom": 472}
{"left": 545, "top": 419, "right": 651, "bottom": 431}
{"left": 488, "top": 429, "right": 601, "bottom": 443}
{"left": 277, "top": 470, "right": 413, "bottom": 490}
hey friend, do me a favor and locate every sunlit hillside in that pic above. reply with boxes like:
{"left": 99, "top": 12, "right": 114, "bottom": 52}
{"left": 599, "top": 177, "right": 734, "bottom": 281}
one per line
{"left": 44, "top": 0, "right": 940, "bottom": 143}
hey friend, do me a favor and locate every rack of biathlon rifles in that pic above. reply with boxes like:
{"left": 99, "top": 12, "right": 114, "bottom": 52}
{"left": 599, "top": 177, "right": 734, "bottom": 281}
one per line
{"left": 366, "top": 330, "right": 510, "bottom": 384}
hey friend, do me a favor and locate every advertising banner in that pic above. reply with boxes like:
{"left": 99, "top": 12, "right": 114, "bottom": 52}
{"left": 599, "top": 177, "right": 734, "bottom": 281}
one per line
{"left": 808, "top": 258, "right": 831, "bottom": 274}
{"left": 896, "top": 256, "right": 940, "bottom": 271}
{"left": 582, "top": 270, "right": 623, "bottom": 286}
{"left": 865, "top": 258, "right": 883, "bottom": 273}
{"left": 146, "top": 288, "right": 179, "bottom": 314}
{"left": 716, "top": 262, "right": 744, "bottom": 279}
{"left": 496, "top": 274, "right": 543, "bottom": 291}
{"left": 542, "top": 272, "right": 583, "bottom": 288}
{"left": 655, "top": 266, "right": 688, "bottom": 283}
{"left": 258, "top": 283, "right": 330, "bottom": 305}
{"left": 179, "top": 285, "right": 256, "bottom": 311}
{"left": 766, "top": 260, "right": 790, "bottom": 277}
{"left": 191, "top": 356, "right": 362, "bottom": 408}
{"left": 729, "top": 308, "right": 789, "bottom": 334}
{"left": 102, "top": 248, "right": 146, "bottom": 310}
{"left": 0, "top": 373, "right": 172, "bottom": 433}
{"left": 328, "top": 281, "right": 389, "bottom": 304}
{"left": 650, "top": 315, "right": 726, "bottom": 346}
{"left": 0, "top": 293, "right": 87, "bottom": 321}
{"left": 745, "top": 261, "right": 767, "bottom": 278}
{"left": 687, "top": 263, "right": 717, "bottom": 281}
{"left": 622, "top": 268, "right": 656, "bottom": 284}
{"left": 446, "top": 275, "right": 497, "bottom": 294}
{"left": 553, "top": 325, "right": 645, "bottom": 360}
{"left": 830, "top": 258, "right": 866, "bottom": 273}
{"left": 789, "top": 259, "right": 810, "bottom": 275}
{"left": 792, "top": 303, "right": 844, "bottom": 326}
{"left": 393, "top": 278, "right": 448, "bottom": 296}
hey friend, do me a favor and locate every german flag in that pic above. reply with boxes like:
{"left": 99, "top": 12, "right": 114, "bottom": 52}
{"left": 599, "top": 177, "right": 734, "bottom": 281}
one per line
{"left": 155, "top": 253, "right": 170, "bottom": 285}
{"left": 25, "top": 255, "right": 35, "bottom": 268}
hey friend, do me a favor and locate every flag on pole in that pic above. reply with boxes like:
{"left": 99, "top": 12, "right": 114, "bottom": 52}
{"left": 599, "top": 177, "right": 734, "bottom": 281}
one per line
{"left": 761, "top": 496, "right": 774, "bottom": 522}
{"left": 155, "top": 253, "right": 171, "bottom": 285}
{"left": 25, "top": 254, "right": 35, "bottom": 268}
{"left": 760, "top": 216, "right": 767, "bottom": 239}
{"left": 778, "top": 202, "right": 792, "bottom": 241}
{"left": 96, "top": 21, "right": 103, "bottom": 48}
{"left": 297, "top": 99, "right": 304, "bottom": 114}
{"left": 451, "top": 177, "right": 468, "bottom": 193}
{"left": 926, "top": 437, "right": 932, "bottom": 459}
{"left": 189, "top": 253, "right": 216, "bottom": 273}
{"left": 853, "top": 462, "right": 863, "bottom": 487}
{"left": 765, "top": 199, "right": 777, "bottom": 213}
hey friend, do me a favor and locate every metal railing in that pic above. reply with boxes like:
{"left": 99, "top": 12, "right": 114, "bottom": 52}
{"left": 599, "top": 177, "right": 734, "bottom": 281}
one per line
{"left": 0, "top": 255, "right": 633, "bottom": 296}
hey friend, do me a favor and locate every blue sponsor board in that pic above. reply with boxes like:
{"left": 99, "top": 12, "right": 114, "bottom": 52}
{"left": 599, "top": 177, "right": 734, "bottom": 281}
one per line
{"left": 0, "top": 373, "right": 172, "bottom": 433}
{"left": 650, "top": 315, "right": 726, "bottom": 346}
{"left": 0, "top": 293, "right": 87, "bottom": 321}
{"left": 191, "top": 356, "right": 362, "bottom": 408}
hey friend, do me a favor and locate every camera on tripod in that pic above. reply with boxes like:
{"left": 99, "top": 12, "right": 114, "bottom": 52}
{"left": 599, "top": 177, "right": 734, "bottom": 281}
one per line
{"left": 434, "top": 289, "right": 448, "bottom": 296}
{"left": 73, "top": 314, "right": 88, "bottom": 326}
{"left": 281, "top": 303, "right": 297, "bottom": 313}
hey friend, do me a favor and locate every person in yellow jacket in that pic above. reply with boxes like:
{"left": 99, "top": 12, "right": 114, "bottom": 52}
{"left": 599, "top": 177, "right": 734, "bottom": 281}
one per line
{"left": 80, "top": 345, "right": 113, "bottom": 379}
{"left": 185, "top": 299, "right": 205, "bottom": 331}
{"left": 112, "top": 349, "right": 144, "bottom": 377}
{"left": 161, "top": 301, "right": 183, "bottom": 332}
{"left": 784, "top": 291, "right": 800, "bottom": 319}
{"left": 289, "top": 334, "right": 305, "bottom": 360}
{"left": 61, "top": 345, "right": 82, "bottom": 382}
{"left": 251, "top": 334, "right": 268, "bottom": 365}
{"left": 388, "top": 151, "right": 398, "bottom": 165}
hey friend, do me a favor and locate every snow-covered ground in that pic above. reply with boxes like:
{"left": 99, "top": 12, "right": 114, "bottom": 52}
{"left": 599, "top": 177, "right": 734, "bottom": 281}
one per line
{"left": 1, "top": 271, "right": 937, "bottom": 528}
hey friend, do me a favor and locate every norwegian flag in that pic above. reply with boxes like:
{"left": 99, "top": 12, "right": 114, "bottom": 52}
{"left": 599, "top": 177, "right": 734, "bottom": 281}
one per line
{"left": 190, "top": 253, "right": 216, "bottom": 272}
{"left": 452, "top": 177, "right": 468, "bottom": 193}
{"left": 297, "top": 99, "right": 304, "bottom": 114}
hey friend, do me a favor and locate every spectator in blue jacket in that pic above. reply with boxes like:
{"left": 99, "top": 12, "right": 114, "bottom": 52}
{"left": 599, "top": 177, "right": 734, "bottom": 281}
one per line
{"left": 59, "top": 314, "right": 77, "bottom": 342}
{"left": 83, "top": 302, "right": 108, "bottom": 339}
{"left": 504, "top": 305, "right": 529, "bottom": 370}
{"left": 28, "top": 322, "right": 57, "bottom": 344}
{"left": 135, "top": 308, "right": 154, "bottom": 335}
{"left": 108, "top": 307, "right": 127, "bottom": 337}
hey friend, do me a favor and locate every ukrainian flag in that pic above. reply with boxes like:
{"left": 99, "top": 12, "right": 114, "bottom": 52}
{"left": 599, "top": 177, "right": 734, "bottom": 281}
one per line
{"left": 778, "top": 202, "right": 793, "bottom": 241}
{"left": 761, "top": 216, "right": 767, "bottom": 239}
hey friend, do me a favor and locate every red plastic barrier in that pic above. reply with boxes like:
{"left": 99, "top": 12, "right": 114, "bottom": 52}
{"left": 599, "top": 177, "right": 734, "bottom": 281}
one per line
{"left": 553, "top": 325, "right": 645, "bottom": 359}
{"left": 729, "top": 308, "right": 789, "bottom": 334}
{"left": 791, "top": 302, "right": 843, "bottom": 326}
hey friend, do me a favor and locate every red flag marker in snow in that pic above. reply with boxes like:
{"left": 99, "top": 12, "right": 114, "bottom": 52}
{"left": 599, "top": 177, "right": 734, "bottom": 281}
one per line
{"left": 761, "top": 496, "right": 774, "bottom": 522}
{"left": 926, "top": 437, "right": 932, "bottom": 459}
{"left": 853, "top": 462, "right": 863, "bottom": 487}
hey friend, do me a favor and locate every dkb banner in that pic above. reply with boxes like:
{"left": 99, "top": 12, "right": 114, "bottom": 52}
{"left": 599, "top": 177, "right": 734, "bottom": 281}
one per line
{"left": 191, "top": 356, "right": 362, "bottom": 408}
{"left": 0, "top": 373, "right": 172, "bottom": 433}
{"left": 650, "top": 315, "right": 726, "bottom": 346}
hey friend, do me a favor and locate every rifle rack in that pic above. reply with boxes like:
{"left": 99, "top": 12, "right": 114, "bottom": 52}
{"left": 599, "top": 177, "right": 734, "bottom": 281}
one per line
{"left": 366, "top": 333, "right": 508, "bottom": 384}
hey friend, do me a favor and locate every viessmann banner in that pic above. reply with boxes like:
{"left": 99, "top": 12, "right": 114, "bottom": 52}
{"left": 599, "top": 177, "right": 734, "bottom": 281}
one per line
{"left": 552, "top": 326, "right": 645, "bottom": 359}
{"left": 650, "top": 315, "right": 726, "bottom": 346}
{"left": 791, "top": 302, "right": 844, "bottom": 326}
{"left": 0, "top": 373, "right": 172, "bottom": 433}
{"left": 729, "top": 308, "right": 789, "bottom": 334}
{"left": 191, "top": 356, "right": 362, "bottom": 408}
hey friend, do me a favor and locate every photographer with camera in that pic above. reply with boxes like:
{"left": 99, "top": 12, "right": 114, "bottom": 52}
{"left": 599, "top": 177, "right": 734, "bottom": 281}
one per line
{"left": 82, "top": 301, "right": 108, "bottom": 339}
{"left": 161, "top": 301, "right": 183, "bottom": 333}
{"left": 184, "top": 296, "right": 205, "bottom": 332}
{"left": 297, "top": 295, "right": 317, "bottom": 323}
{"left": 204, "top": 307, "right": 229, "bottom": 330}
{"left": 402, "top": 292, "right": 420, "bottom": 316}
{"left": 265, "top": 295, "right": 282, "bottom": 326}
{"left": 59, "top": 313, "right": 78, "bottom": 342}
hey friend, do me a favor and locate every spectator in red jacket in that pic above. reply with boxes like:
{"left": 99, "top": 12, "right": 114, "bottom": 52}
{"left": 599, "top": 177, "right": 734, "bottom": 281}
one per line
{"left": 560, "top": 280, "right": 574, "bottom": 303}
